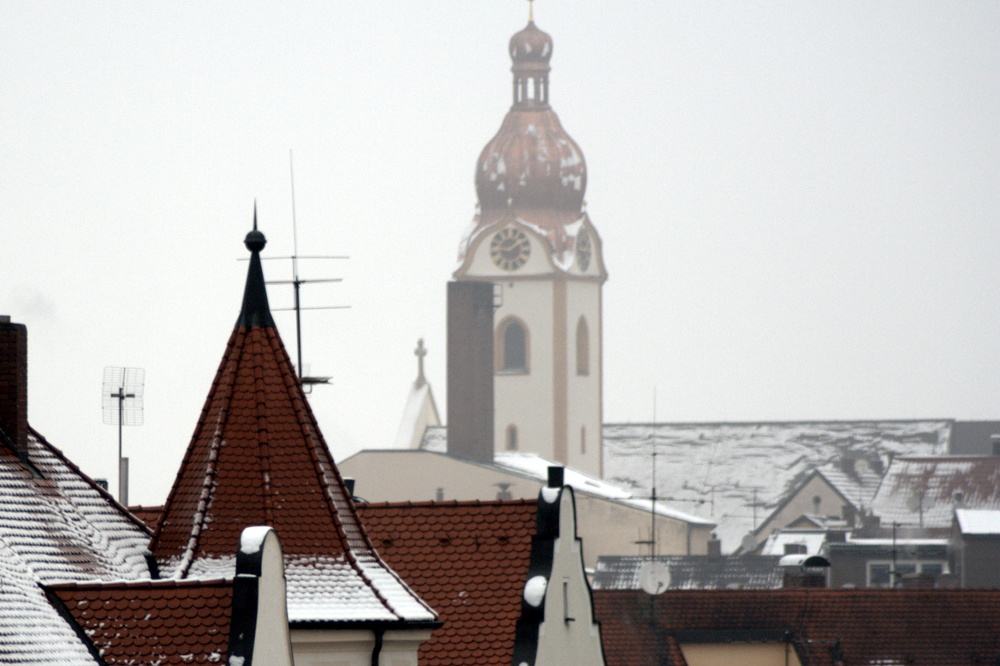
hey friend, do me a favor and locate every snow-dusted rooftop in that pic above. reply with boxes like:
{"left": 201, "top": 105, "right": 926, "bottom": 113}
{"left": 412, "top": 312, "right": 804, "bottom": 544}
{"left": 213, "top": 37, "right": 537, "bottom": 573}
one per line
{"left": 955, "top": 509, "right": 1000, "bottom": 535}
{"left": 603, "top": 421, "right": 950, "bottom": 552}
{"left": 418, "top": 427, "right": 709, "bottom": 525}
{"left": 0, "top": 430, "right": 153, "bottom": 665}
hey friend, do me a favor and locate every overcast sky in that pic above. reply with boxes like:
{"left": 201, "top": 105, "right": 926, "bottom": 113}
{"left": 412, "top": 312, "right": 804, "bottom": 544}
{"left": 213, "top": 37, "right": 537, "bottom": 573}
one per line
{"left": 3, "top": 2, "right": 999, "bottom": 506}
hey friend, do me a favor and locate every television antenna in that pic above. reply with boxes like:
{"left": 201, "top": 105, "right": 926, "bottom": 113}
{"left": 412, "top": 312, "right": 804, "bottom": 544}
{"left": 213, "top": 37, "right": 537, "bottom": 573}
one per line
{"left": 244, "top": 152, "right": 351, "bottom": 392}
{"left": 102, "top": 366, "right": 144, "bottom": 505}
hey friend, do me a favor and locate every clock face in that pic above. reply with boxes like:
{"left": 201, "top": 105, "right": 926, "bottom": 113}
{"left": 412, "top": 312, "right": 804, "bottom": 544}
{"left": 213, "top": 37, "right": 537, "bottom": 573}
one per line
{"left": 575, "top": 229, "right": 592, "bottom": 272}
{"left": 490, "top": 228, "right": 531, "bottom": 271}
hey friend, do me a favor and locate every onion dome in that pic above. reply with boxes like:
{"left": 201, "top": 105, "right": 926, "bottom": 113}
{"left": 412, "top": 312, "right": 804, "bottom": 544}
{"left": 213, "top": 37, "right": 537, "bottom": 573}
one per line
{"left": 509, "top": 20, "right": 553, "bottom": 66}
{"left": 474, "top": 21, "right": 587, "bottom": 232}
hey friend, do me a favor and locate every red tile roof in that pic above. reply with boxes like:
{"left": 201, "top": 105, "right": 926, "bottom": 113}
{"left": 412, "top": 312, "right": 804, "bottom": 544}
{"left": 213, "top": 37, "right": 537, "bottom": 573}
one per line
{"left": 49, "top": 579, "right": 232, "bottom": 666}
{"left": 594, "top": 588, "right": 1000, "bottom": 666}
{"left": 357, "top": 500, "right": 537, "bottom": 666}
{"left": 128, "top": 504, "right": 163, "bottom": 532}
{"left": 150, "top": 233, "right": 434, "bottom": 624}
{"left": 151, "top": 325, "right": 362, "bottom": 565}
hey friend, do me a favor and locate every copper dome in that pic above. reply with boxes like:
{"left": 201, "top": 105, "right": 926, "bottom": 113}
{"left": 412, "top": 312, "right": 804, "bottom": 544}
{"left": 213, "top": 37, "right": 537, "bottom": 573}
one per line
{"left": 474, "top": 21, "right": 587, "bottom": 231}
{"left": 509, "top": 21, "right": 553, "bottom": 65}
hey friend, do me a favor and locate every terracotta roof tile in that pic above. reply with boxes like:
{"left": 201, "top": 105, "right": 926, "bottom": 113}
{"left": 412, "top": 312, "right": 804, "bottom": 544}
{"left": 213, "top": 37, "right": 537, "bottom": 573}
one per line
{"left": 358, "top": 500, "right": 536, "bottom": 666}
{"left": 49, "top": 579, "right": 232, "bottom": 666}
{"left": 150, "top": 239, "right": 434, "bottom": 624}
{"left": 594, "top": 588, "right": 1000, "bottom": 666}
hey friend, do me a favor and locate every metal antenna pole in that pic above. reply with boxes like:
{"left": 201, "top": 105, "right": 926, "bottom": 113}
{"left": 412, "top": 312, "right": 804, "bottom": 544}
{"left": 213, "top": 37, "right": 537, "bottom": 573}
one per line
{"left": 117, "top": 387, "right": 123, "bottom": 501}
{"left": 650, "top": 387, "right": 657, "bottom": 558}
{"left": 289, "top": 149, "right": 304, "bottom": 380}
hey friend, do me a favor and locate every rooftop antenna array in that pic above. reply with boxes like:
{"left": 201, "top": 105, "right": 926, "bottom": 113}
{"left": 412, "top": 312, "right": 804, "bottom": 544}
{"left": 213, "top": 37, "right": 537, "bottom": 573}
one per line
{"left": 247, "top": 150, "right": 351, "bottom": 392}
{"left": 102, "top": 366, "right": 144, "bottom": 505}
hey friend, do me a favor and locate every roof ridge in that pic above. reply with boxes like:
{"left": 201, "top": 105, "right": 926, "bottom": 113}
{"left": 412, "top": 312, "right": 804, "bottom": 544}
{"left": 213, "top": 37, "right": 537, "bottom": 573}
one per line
{"left": 358, "top": 499, "right": 539, "bottom": 509}
{"left": 27, "top": 425, "right": 153, "bottom": 538}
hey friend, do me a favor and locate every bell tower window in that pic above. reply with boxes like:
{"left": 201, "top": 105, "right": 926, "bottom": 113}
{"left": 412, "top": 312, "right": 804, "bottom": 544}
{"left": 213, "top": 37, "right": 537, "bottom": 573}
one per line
{"left": 576, "top": 317, "right": 589, "bottom": 376}
{"left": 497, "top": 317, "right": 529, "bottom": 373}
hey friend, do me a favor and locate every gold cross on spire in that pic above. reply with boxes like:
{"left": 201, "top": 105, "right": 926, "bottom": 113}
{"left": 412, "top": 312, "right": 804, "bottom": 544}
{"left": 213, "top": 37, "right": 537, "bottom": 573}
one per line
{"left": 528, "top": 0, "right": 534, "bottom": 22}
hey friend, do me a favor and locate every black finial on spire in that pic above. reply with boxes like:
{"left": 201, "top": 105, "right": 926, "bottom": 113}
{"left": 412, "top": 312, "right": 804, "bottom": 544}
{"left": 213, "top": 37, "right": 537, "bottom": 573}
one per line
{"left": 237, "top": 203, "right": 275, "bottom": 328}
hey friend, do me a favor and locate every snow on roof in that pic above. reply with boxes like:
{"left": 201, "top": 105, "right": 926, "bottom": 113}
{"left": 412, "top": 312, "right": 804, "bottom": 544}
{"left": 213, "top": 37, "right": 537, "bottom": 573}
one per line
{"left": 956, "top": 509, "right": 1000, "bottom": 535}
{"left": 871, "top": 456, "right": 1000, "bottom": 528}
{"left": 0, "top": 430, "right": 154, "bottom": 665}
{"left": 494, "top": 451, "right": 711, "bottom": 524}
{"left": 592, "top": 555, "right": 784, "bottom": 591}
{"left": 759, "top": 530, "right": 829, "bottom": 556}
{"left": 603, "top": 421, "right": 950, "bottom": 553}
{"left": 153, "top": 253, "right": 436, "bottom": 625}
{"left": 816, "top": 464, "right": 883, "bottom": 509}
{"left": 3, "top": 431, "right": 151, "bottom": 584}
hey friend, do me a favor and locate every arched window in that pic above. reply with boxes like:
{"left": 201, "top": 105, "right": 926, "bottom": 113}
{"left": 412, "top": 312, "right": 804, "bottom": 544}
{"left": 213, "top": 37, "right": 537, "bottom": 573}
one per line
{"left": 497, "top": 317, "right": 529, "bottom": 373}
{"left": 576, "top": 317, "right": 589, "bottom": 376}
{"left": 506, "top": 425, "right": 518, "bottom": 451}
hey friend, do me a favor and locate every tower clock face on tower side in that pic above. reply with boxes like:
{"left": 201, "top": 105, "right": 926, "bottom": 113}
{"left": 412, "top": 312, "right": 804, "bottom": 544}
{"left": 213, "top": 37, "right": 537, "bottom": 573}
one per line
{"left": 490, "top": 228, "right": 531, "bottom": 271}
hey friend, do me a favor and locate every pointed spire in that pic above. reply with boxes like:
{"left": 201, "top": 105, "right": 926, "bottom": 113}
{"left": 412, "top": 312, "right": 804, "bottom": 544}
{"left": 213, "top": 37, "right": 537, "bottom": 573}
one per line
{"left": 237, "top": 203, "right": 275, "bottom": 328}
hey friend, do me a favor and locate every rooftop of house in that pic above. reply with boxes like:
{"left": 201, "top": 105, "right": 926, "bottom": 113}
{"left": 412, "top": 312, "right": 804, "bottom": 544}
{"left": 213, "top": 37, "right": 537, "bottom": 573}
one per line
{"left": 592, "top": 555, "right": 785, "bottom": 591}
{"left": 356, "top": 499, "right": 537, "bottom": 666}
{"left": 149, "top": 220, "right": 435, "bottom": 626}
{"left": 870, "top": 455, "right": 1000, "bottom": 529}
{"left": 0, "top": 427, "right": 153, "bottom": 665}
{"left": 416, "top": 427, "right": 711, "bottom": 525}
{"left": 594, "top": 588, "right": 1000, "bottom": 666}
{"left": 48, "top": 579, "right": 233, "bottom": 666}
{"left": 602, "top": 420, "right": 950, "bottom": 551}
{"left": 956, "top": 508, "right": 1000, "bottom": 535}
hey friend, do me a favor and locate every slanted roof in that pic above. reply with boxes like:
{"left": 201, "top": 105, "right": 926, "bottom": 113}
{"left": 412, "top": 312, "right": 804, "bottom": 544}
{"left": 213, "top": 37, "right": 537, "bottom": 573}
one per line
{"left": 357, "top": 500, "right": 536, "bottom": 666}
{"left": 592, "top": 555, "right": 784, "bottom": 591}
{"left": 871, "top": 455, "right": 1000, "bottom": 528}
{"left": 816, "top": 463, "right": 883, "bottom": 509}
{"left": 48, "top": 579, "right": 232, "bottom": 666}
{"left": 594, "top": 588, "right": 1000, "bottom": 666}
{"left": 0, "top": 429, "right": 153, "bottom": 665}
{"left": 415, "top": 430, "right": 711, "bottom": 526}
{"left": 602, "top": 420, "right": 950, "bottom": 551}
{"left": 956, "top": 508, "right": 1000, "bottom": 535}
{"left": 150, "top": 222, "right": 435, "bottom": 625}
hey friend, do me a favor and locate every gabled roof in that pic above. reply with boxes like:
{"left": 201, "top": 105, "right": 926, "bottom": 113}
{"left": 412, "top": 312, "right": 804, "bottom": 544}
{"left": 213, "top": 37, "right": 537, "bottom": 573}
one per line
{"left": 871, "top": 455, "right": 1000, "bottom": 528}
{"left": 594, "top": 588, "right": 1000, "bottom": 666}
{"left": 150, "top": 222, "right": 435, "bottom": 625}
{"left": 0, "top": 429, "right": 153, "bottom": 665}
{"left": 48, "top": 579, "right": 232, "bottom": 666}
{"left": 592, "top": 555, "right": 784, "bottom": 591}
{"left": 357, "top": 500, "right": 536, "bottom": 666}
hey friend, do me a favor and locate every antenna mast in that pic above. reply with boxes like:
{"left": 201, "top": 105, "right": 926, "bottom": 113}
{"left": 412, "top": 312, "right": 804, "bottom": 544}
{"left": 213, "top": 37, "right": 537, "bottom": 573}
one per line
{"left": 252, "top": 150, "right": 351, "bottom": 391}
{"left": 102, "top": 366, "right": 144, "bottom": 505}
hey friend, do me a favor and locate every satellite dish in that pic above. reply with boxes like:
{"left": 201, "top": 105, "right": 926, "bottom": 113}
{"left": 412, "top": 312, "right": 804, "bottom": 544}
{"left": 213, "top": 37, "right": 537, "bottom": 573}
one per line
{"left": 638, "top": 560, "right": 671, "bottom": 595}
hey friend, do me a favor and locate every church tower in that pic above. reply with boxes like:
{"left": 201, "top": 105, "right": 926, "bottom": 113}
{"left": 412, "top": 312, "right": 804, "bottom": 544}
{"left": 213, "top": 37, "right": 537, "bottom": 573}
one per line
{"left": 453, "top": 18, "right": 607, "bottom": 478}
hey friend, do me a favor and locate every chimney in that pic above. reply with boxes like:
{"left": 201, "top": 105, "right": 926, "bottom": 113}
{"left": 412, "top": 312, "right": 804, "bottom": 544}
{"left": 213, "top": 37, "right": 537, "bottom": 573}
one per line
{"left": 343, "top": 478, "right": 356, "bottom": 498}
{"left": 446, "top": 281, "right": 495, "bottom": 464}
{"left": 706, "top": 535, "right": 722, "bottom": 557}
{"left": 547, "top": 465, "right": 564, "bottom": 488}
{"left": 842, "top": 504, "right": 857, "bottom": 527}
{"left": 0, "top": 317, "right": 29, "bottom": 464}
{"left": 991, "top": 435, "right": 1000, "bottom": 457}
